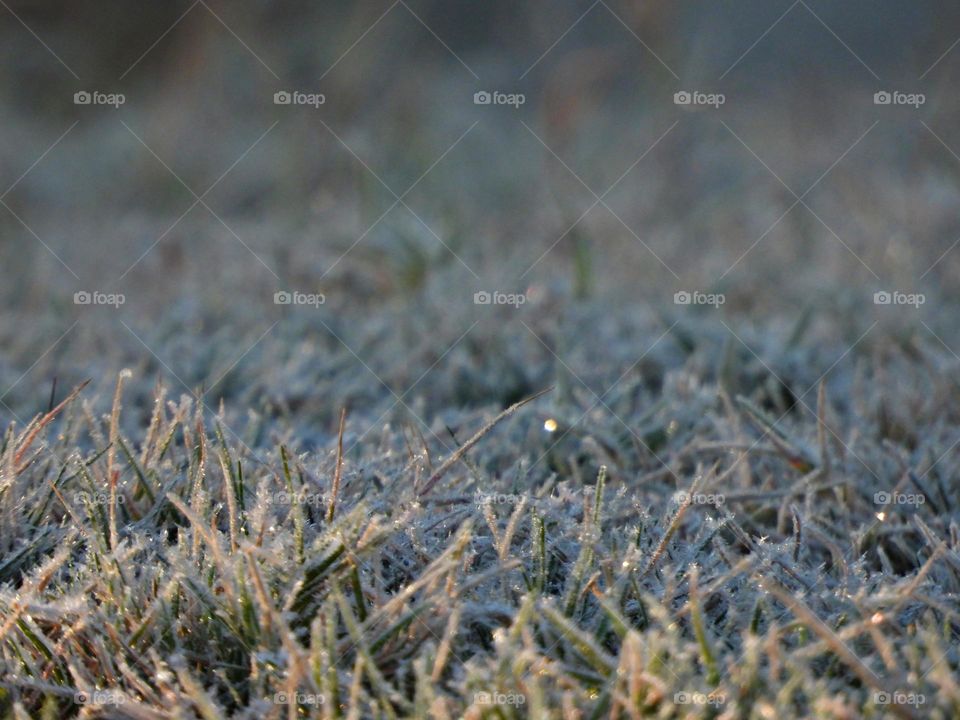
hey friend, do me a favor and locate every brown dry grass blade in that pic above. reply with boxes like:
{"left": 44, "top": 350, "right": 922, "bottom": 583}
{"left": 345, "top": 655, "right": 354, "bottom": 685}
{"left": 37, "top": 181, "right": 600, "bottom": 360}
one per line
{"left": 759, "top": 577, "right": 917, "bottom": 720}
{"left": 14, "top": 379, "right": 90, "bottom": 470}
{"left": 328, "top": 406, "right": 347, "bottom": 523}
{"left": 418, "top": 386, "right": 553, "bottom": 497}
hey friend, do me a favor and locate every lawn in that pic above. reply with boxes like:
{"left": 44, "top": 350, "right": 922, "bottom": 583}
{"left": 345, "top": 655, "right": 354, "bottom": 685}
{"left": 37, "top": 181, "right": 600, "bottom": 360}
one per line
{"left": 1, "top": 2, "right": 960, "bottom": 718}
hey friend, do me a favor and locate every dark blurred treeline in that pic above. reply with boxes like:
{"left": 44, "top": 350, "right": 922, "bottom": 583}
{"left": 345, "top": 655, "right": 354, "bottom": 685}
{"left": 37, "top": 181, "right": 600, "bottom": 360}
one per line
{"left": 4, "top": 0, "right": 960, "bottom": 105}
{"left": 3, "top": 0, "right": 960, "bottom": 231}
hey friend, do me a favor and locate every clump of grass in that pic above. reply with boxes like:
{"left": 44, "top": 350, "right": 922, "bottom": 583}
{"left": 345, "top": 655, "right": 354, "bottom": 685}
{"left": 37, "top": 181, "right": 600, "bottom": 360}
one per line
{"left": 0, "top": 342, "right": 958, "bottom": 719}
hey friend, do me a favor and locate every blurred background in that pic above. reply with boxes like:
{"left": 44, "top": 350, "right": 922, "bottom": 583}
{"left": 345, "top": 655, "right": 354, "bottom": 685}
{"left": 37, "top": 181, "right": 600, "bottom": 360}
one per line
{"left": 2, "top": 0, "right": 960, "bottom": 455}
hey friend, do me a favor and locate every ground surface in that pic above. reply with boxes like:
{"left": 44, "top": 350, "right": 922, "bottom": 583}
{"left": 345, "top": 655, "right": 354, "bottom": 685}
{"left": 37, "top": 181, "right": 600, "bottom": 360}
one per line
{"left": 2, "top": 2, "right": 960, "bottom": 718}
